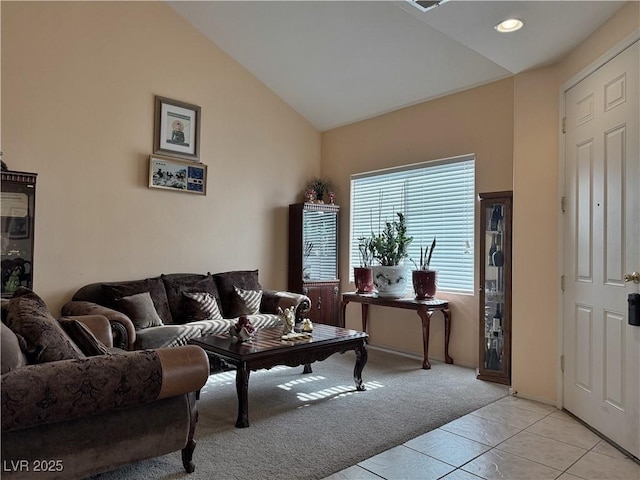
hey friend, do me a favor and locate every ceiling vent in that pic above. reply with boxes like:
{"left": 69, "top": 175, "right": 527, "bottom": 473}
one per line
{"left": 406, "top": 0, "right": 449, "bottom": 13}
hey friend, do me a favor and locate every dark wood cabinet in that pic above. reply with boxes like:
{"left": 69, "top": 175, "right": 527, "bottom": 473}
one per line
{"left": 1, "top": 170, "right": 37, "bottom": 298}
{"left": 477, "top": 191, "right": 512, "bottom": 385}
{"left": 288, "top": 203, "right": 340, "bottom": 326}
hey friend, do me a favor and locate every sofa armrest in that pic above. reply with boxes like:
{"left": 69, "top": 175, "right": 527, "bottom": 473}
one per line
{"left": 65, "top": 314, "right": 114, "bottom": 348}
{"left": 261, "top": 290, "right": 311, "bottom": 321}
{"left": 1, "top": 346, "right": 208, "bottom": 432}
{"left": 62, "top": 300, "right": 136, "bottom": 350}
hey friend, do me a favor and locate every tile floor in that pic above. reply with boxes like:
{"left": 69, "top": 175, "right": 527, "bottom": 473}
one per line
{"left": 325, "top": 396, "right": 640, "bottom": 480}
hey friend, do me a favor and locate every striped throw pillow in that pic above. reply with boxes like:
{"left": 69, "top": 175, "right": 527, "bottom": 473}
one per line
{"left": 182, "top": 292, "right": 224, "bottom": 321}
{"left": 233, "top": 287, "right": 262, "bottom": 315}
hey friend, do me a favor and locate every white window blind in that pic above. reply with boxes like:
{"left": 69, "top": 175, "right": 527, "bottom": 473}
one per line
{"left": 350, "top": 155, "right": 475, "bottom": 293}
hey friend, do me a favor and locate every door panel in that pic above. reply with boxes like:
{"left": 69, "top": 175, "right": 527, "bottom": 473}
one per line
{"left": 563, "top": 40, "right": 639, "bottom": 458}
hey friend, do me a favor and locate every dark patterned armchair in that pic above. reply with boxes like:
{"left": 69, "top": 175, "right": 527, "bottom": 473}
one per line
{"left": 1, "top": 289, "right": 209, "bottom": 479}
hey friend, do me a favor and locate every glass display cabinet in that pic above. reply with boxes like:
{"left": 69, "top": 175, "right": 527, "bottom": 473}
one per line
{"left": 477, "top": 191, "right": 512, "bottom": 385}
{"left": 288, "top": 202, "right": 340, "bottom": 326}
{"left": 1, "top": 170, "right": 37, "bottom": 298}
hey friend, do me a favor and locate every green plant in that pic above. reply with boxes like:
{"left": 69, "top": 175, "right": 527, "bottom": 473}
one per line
{"left": 370, "top": 213, "right": 413, "bottom": 266}
{"left": 357, "top": 236, "right": 375, "bottom": 268}
{"left": 411, "top": 237, "right": 436, "bottom": 270}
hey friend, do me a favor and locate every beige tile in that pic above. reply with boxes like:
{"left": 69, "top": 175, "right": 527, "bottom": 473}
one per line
{"left": 557, "top": 473, "right": 588, "bottom": 480}
{"left": 358, "top": 445, "right": 455, "bottom": 480}
{"left": 441, "top": 469, "right": 485, "bottom": 480}
{"left": 323, "top": 465, "right": 384, "bottom": 479}
{"left": 404, "top": 428, "right": 491, "bottom": 467}
{"left": 496, "top": 430, "right": 588, "bottom": 471}
{"left": 591, "top": 439, "right": 632, "bottom": 460}
{"left": 549, "top": 409, "right": 580, "bottom": 423}
{"left": 470, "top": 402, "right": 547, "bottom": 429}
{"left": 462, "top": 449, "right": 562, "bottom": 480}
{"left": 494, "top": 396, "right": 557, "bottom": 415}
{"left": 525, "top": 416, "right": 601, "bottom": 450}
{"left": 440, "top": 413, "right": 521, "bottom": 447}
{"left": 567, "top": 451, "right": 640, "bottom": 480}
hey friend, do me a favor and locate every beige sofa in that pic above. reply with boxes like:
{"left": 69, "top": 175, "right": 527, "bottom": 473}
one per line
{"left": 61, "top": 270, "right": 311, "bottom": 352}
{"left": 1, "top": 289, "right": 210, "bottom": 479}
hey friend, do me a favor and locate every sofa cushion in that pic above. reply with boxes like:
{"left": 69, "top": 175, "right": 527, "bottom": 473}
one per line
{"left": 116, "top": 292, "right": 164, "bottom": 330}
{"left": 134, "top": 324, "right": 204, "bottom": 350}
{"left": 4, "top": 288, "right": 85, "bottom": 363}
{"left": 182, "top": 292, "right": 223, "bottom": 321}
{"left": 59, "top": 318, "right": 110, "bottom": 356}
{"left": 213, "top": 270, "right": 261, "bottom": 318}
{"left": 161, "top": 273, "right": 220, "bottom": 323}
{"left": 1, "top": 322, "right": 28, "bottom": 373}
{"left": 231, "top": 287, "right": 263, "bottom": 316}
{"left": 101, "top": 277, "right": 172, "bottom": 325}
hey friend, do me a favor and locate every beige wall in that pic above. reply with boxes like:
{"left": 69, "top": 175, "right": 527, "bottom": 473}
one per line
{"left": 1, "top": 2, "right": 320, "bottom": 314}
{"left": 322, "top": 79, "right": 515, "bottom": 368}
{"left": 512, "top": 1, "right": 639, "bottom": 403}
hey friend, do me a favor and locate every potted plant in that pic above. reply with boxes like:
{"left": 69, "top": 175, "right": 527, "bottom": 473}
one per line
{"left": 370, "top": 213, "right": 413, "bottom": 298}
{"left": 304, "top": 177, "right": 335, "bottom": 204}
{"left": 354, "top": 236, "right": 375, "bottom": 294}
{"left": 411, "top": 237, "right": 437, "bottom": 299}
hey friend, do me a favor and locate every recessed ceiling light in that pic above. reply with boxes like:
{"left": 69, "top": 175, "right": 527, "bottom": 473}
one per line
{"left": 494, "top": 18, "right": 524, "bottom": 33}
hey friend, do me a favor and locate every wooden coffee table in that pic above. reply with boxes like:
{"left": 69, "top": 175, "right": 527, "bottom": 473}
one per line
{"left": 189, "top": 323, "right": 368, "bottom": 428}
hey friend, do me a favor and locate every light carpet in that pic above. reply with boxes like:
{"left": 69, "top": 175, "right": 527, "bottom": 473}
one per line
{"left": 92, "top": 348, "right": 508, "bottom": 480}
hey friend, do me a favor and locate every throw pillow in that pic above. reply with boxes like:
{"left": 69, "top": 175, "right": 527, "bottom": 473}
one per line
{"left": 182, "top": 292, "right": 224, "bottom": 321}
{"left": 101, "top": 277, "right": 172, "bottom": 324}
{"left": 161, "top": 273, "right": 220, "bottom": 323}
{"left": 1, "top": 322, "right": 28, "bottom": 373}
{"left": 231, "top": 286, "right": 263, "bottom": 316}
{"left": 59, "top": 318, "right": 110, "bottom": 356}
{"left": 115, "top": 292, "right": 164, "bottom": 330}
{"left": 4, "top": 288, "right": 85, "bottom": 363}
{"left": 213, "top": 270, "right": 261, "bottom": 317}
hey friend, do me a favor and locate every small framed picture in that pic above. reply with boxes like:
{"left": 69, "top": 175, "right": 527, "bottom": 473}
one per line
{"left": 149, "top": 155, "right": 207, "bottom": 195}
{"left": 154, "top": 96, "right": 201, "bottom": 160}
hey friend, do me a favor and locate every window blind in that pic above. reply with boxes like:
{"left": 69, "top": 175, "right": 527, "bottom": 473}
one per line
{"left": 350, "top": 155, "right": 475, "bottom": 293}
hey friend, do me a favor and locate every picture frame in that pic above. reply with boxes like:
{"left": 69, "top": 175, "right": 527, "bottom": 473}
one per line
{"left": 154, "top": 96, "right": 201, "bottom": 161}
{"left": 149, "top": 155, "right": 207, "bottom": 195}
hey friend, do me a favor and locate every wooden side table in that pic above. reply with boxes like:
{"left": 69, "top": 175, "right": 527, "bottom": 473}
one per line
{"left": 340, "top": 292, "right": 452, "bottom": 369}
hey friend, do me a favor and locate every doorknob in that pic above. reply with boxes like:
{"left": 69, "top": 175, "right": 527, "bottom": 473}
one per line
{"left": 624, "top": 272, "right": 640, "bottom": 284}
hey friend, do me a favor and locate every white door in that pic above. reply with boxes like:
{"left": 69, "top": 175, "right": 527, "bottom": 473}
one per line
{"left": 563, "top": 40, "right": 639, "bottom": 458}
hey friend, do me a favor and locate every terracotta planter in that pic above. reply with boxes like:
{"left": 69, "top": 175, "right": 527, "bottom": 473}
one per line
{"left": 372, "top": 265, "right": 410, "bottom": 298}
{"left": 412, "top": 270, "right": 437, "bottom": 299}
{"left": 353, "top": 267, "right": 374, "bottom": 294}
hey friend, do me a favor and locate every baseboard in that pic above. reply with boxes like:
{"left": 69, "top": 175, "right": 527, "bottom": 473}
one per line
{"left": 367, "top": 344, "right": 477, "bottom": 369}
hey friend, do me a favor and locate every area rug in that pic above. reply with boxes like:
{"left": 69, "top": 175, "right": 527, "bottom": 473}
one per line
{"left": 92, "top": 349, "right": 508, "bottom": 480}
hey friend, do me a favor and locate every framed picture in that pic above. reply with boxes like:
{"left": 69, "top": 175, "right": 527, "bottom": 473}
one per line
{"left": 149, "top": 155, "right": 207, "bottom": 195}
{"left": 154, "top": 96, "right": 201, "bottom": 160}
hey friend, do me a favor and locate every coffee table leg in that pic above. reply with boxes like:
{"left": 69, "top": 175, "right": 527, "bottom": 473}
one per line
{"left": 354, "top": 342, "right": 368, "bottom": 391}
{"left": 235, "top": 362, "right": 250, "bottom": 428}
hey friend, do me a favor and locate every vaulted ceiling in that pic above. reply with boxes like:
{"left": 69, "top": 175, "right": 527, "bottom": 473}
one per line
{"left": 170, "top": 1, "right": 626, "bottom": 131}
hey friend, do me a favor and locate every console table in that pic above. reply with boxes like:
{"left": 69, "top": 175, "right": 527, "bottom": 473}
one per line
{"left": 340, "top": 293, "right": 452, "bottom": 369}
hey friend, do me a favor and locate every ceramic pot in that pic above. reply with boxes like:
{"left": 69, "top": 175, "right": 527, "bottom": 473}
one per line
{"left": 354, "top": 267, "right": 374, "bottom": 294}
{"left": 372, "top": 264, "right": 410, "bottom": 298}
{"left": 412, "top": 269, "right": 437, "bottom": 299}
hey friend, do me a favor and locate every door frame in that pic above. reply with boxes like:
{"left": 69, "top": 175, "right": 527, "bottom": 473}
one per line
{"left": 557, "top": 28, "right": 640, "bottom": 410}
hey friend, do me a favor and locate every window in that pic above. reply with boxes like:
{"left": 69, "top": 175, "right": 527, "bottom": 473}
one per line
{"left": 350, "top": 155, "right": 475, "bottom": 293}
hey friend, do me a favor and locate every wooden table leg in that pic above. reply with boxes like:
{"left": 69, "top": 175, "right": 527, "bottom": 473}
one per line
{"left": 354, "top": 341, "right": 368, "bottom": 391}
{"left": 235, "top": 362, "right": 250, "bottom": 428}
{"left": 417, "top": 307, "right": 431, "bottom": 369}
{"left": 361, "top": 303, "right": 369, "bottom": 334}
{"left": 340, "top": 298, "right": 350, "bottom": 329}
{"left": 443, "top": 308, "right": 453, "bottom": 364}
